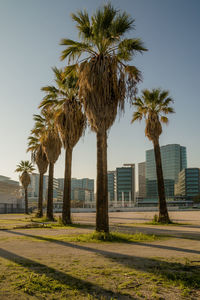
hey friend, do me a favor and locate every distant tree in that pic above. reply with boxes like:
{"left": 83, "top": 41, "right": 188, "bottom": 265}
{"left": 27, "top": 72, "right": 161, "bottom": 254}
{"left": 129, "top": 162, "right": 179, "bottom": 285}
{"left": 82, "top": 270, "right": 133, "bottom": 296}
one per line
{"left": 40, "top": 69, "right": 86, "bottom": 224}
{"left": 15, "top": 160, "right": 35, "bottom": 214}
{"left": 132, "top": 88, "right": 174, "bottom": 223}
{"left": 32, "top": 110, "right": 62, "bottom": 220}
{"left": 27, "top": 135, "right": 49, "bottom": 217}
{"left": 60, "top": 3, "right": 147, "bottom": 232}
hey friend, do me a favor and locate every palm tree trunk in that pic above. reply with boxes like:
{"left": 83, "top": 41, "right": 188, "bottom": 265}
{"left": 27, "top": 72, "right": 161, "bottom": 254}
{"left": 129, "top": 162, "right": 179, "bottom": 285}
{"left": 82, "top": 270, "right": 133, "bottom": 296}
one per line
{"left": 37, "top": 173, "right": 44, "bottom": 217}
{"left": 62, "top": 147, "right": 72, "bottom": 224}
{"left": 96, "top": 130, "right": 109, "bottom": 233}
{"left": 153, "top": 139, "right": 170, "bottom": 223}
{"left": 24, "top": 188, "right": 28, "bottom": 214}
{"left": 46, "top": 162, "right": 54, "bottom": 221}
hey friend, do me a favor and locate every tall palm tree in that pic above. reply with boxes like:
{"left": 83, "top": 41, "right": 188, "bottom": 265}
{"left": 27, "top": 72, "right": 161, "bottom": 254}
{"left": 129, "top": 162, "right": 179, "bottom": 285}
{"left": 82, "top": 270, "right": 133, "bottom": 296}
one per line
{"left": 32, "top": 110, "right": 62, "bottom": 220}
{"left": 132, "top": 88, "right": 174, "bottom": 223}
{"left": 60, "top": 4, "right": 147, "bottom": 233}
{"left": 15, "top": 160, "right": 35, "bottom": 214}
{"left": 27, "top": 135, "right": 49, "bottom": 217}
{"left": 40, "top": 68, "right": 86, "bottom": 224}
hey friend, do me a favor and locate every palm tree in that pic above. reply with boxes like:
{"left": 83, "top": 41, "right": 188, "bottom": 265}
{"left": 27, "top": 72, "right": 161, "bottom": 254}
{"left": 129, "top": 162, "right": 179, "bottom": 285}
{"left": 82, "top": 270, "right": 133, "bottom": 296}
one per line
{"left": 40, "top": 68, "right": 86, "bottom": 224}
{"left": 32, "top": 110, "right": 62, "bottom": 221}
{"left": 60, "top": 4, "right": 147, "bottom": 233}
{"left": 132, "top": 88, "right": 174, "bottom": 223}
{"left": 15, "top": 160, "right": 35, "bottom": 214}
{"left": 27, "top": 135, "right": 49, "bottom": 217}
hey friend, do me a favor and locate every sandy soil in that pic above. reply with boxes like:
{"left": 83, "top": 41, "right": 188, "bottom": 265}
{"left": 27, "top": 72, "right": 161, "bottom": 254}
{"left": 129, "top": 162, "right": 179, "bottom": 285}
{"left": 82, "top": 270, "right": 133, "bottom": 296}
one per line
{"left": 0, "top": 210, "right": 200, "bottom": 259}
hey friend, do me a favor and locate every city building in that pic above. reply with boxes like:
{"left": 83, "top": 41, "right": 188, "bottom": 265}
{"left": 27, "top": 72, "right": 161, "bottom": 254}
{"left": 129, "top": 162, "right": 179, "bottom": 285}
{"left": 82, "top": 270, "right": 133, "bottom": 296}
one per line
{"left": 28, "top": 173, "right": 59, "bottom": 203}
{"left": 0, "top": 175, "right": 21, "bottom": 203}
{"left": 58, "top": 177, "right": 94, "bottom": 204}
{"left": 175, "top": 168, "right": 200, "bottom": 199}
{"left": 138, "top": 162, "right": 146, "bottom": 198}
{"left": 107, "top": 171, "right": 116, "bottom": 203}
{"left": 116, "top": 164, "right": 135, "bottom": 206}
{"left": 0, "top": 175, "right": 22, "bottom": 213}
{"left": 146, "top": 144, "right": 187, "bottom": 198}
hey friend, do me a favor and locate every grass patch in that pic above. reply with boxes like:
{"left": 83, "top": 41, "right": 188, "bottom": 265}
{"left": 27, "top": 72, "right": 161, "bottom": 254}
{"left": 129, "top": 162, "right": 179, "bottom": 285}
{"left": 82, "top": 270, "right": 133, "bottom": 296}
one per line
{"left": 146, "top": 214, "right": 185, "bottom": 226}
{"left": 30, "top": 216, "right": 94, "bottom": 229}
{"left": 145, "top": 221, "right": 187, "bottom": 226}
{"left": 149, "top": 258, "right": 200, "bottom": 290}
{"left": 39, "top": 231, "right": 161, "bottom": 243}
{"left": 1, "top": 256, "right": 200, "bottom": 299}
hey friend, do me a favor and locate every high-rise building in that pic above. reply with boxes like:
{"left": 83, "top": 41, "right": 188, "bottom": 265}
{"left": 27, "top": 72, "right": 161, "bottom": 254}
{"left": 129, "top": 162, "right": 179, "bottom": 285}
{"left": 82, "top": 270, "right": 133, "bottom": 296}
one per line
{"left": 116, "top": 164, "right": 135, "bottom": 206}
{"left": 107, "top": 171, "right": 116, "bottom": 203}
{"left": 146, "top": 144, "right": 187, "bottom": 198}
{"left": 82, "top": 178, "right": 94, "bottom": 191}
{"left": 138, "top": 162, "right": 146, "bottom": 198}
{"left": 58, "top": 177, "right": 94, "bottom": 203}
{"left": 175, "top": 168, "right": 200, "bottom": 199}
{"left": 57, "top": 178, "right": 64, "bottom": 191}
{"left": 29, "top": 173, "right": 58, "bottom": 201}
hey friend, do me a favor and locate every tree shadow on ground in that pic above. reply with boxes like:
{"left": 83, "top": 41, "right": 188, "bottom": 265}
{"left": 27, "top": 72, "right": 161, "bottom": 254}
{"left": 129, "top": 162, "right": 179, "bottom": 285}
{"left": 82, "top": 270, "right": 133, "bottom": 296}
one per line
{"left": 0, "top": 247, "right": 133, "bottom": 300}
{"left": 3, "top": 229, "right": 200, "bottom": 255}
{"left": 1, "top": 229, "right": 200, "bottom": 291}
{"left": 109, "top": 217, "right": 150, "bottom": 221}
{"left": 113, "top": 224, "right": 200, "bottom": 241}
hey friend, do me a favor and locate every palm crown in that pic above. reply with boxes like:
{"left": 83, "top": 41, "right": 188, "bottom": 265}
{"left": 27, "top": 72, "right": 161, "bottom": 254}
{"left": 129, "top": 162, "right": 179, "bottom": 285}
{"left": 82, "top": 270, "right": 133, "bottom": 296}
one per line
{"left": 40, "top": 67, "right": 77, "bottom": 109}
{"left": 60, "top": 4, "right": 147, "bottom": 133}
{"left": 31, "top": 109, "right": 62, "bottom": 164}
{"left": 27, "top": 134, "right": 48, "bottom": 175}
{"left": 15, "top": 160, "right": 35, "bottom": 173}
{"left": 60, "top": 4, "right": 147, "bottom": 62}
{"left": 132, "top": 88, "right": 174, "bottom": 141}
{"left": 40, "top": 68, "right": 86, "bottom": 150}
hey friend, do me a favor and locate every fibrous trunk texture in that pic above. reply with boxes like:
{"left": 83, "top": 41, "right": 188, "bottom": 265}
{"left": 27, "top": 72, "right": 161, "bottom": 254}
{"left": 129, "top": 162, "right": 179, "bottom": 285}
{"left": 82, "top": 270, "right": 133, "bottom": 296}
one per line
{"left": 24, "top": 188, "right": 28, "bottom": 214}
{"left": 37, "top": 173, "right": 44, "bottom": 217}
{"left": 96, "top": 130, "right": 109, "bottom": 233}
{"left": 46, "top": 162, "right": 54, "bottom": 221}
{"left": 153, "top": 140, "right": 170, "bottom": 223}
{"left": 62, "top": 148, "right": 73, "bottom": 224}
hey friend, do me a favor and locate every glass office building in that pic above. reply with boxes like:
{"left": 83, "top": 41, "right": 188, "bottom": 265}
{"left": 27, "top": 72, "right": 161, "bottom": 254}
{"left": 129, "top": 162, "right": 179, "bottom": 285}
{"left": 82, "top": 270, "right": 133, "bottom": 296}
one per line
{"left": 116, "top": 164, "right": 135, "bottom": 205}
{"left": 175, "top": 168, "right": 200, "bottom": 199}
{"left": 138, "top": 162, "right": 146, "bottom": 198}
{"left": 107, "top": 171, "right": 116, "bottom": 202}
{"left": 146, "top": 144, "right": 187, "bottom": 198}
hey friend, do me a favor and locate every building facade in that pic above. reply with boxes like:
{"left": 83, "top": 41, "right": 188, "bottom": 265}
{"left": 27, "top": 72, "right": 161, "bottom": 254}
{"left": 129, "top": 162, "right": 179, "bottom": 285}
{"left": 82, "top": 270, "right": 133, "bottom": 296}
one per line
{"left": 175, "top": 168, "right": 200, "bottom": 199}
{"left": 28, "top": 173, "right": 59, "bottom": 202}
{"left": 0, "top": 175, "right": 22, "bottom": 213}
{"left": 138, "top": 162, "right": 146, "bottom": 198}
{"left": 107, "top": 171, "right": 116, "bottom": 203}
{"left": 116, "top": 164, "right": 135, "bottom": 206}
{"left": 146, "top": 144, "right": 187, "bottom": 198}
{"left": 58, "top": 177, "right": 94, "bottom": 203}
{"left": 0, "top": 175, "right": 21, "bottom": 203}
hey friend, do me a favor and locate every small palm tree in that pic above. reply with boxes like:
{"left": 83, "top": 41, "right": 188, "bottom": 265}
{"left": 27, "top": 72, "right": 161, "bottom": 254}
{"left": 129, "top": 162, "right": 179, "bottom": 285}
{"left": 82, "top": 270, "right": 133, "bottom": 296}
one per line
{"left": 32, "top": 110, "right": 62, "bottom": 220}
{"left": 60, "top": 3, "right": 147, "bottom": 232}
{"left": 40, "top": 68, "right": 86, "bottom": 224}
{"left": 27, "top": 135, "right": 49, "bottom": 217}
{"left": 15, "top": 160, "right": 35, "bottom": 214}
{"left": 132, "top": 88, "right": 174, "bottom": 223}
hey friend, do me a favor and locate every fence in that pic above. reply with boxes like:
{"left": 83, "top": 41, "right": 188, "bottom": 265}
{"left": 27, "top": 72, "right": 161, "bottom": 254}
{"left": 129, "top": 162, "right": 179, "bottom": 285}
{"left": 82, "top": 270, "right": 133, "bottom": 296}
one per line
{"left": 0, "top": 203, "right": 24, "bottom": 214}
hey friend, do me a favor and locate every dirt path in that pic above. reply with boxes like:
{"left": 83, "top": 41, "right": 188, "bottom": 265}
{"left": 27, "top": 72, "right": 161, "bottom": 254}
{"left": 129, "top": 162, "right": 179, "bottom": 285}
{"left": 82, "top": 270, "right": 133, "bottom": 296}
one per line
{"left": 0, "top": 212, "right": 200, "bottom": 299}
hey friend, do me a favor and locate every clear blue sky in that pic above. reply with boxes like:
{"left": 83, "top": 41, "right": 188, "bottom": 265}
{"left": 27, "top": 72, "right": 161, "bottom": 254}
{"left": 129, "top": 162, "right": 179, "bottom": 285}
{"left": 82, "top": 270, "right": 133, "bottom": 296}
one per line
{"left": 0, "top": 0, "right": 200, "bottom": 189}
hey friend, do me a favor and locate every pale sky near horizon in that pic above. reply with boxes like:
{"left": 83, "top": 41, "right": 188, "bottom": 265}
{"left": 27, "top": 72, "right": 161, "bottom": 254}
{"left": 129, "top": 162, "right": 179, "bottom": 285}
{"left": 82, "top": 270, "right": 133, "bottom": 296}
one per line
{"left": 0, "top": 0, "right": 200, "bottom": 190}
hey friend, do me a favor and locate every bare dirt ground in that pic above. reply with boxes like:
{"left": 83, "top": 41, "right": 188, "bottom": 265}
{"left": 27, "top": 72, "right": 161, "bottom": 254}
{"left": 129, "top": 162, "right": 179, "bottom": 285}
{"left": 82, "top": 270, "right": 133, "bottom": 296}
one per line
{"left": 0, "top": 211, "right": 200, "bottom": 299}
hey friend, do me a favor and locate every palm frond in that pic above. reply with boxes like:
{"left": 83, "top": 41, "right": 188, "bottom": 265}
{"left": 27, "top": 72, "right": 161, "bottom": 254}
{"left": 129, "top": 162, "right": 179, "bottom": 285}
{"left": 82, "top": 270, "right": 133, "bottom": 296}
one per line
{"left": 160, "top": 116, "right": 169, "bottom": 124}
{"left": 131, "top": 111, "right": 143, "bottom": 123}
{"left": 117, "top": 38, "right": 147, "bottom": 61}
{"left": 71, "top": 10, "right": 92, "bottom": 39}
